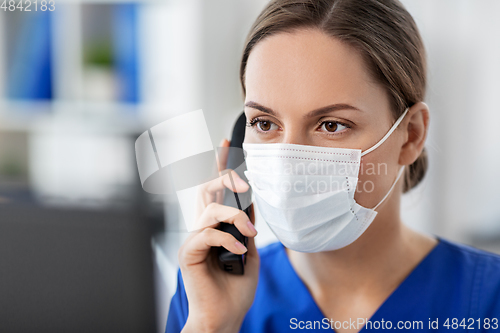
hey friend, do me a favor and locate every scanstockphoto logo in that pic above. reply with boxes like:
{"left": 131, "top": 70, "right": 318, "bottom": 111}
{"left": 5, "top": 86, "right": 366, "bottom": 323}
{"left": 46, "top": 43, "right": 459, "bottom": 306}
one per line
{"left": 249, "top": 159, "right": 389, "bottom": 177}
{"left": 134, "top": 109, "right": 250, "bottom": 231}
{"left": 248, "top": 174, "right": 379, "bottom": 195}
{"left": 246, "top": 159, "right": 390, "bottom": 195}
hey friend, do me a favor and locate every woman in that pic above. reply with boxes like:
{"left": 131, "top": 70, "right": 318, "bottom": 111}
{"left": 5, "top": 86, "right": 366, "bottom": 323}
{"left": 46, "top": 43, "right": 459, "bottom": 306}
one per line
{"left": 167, "top": 0, "right": 500, "bottom": 332}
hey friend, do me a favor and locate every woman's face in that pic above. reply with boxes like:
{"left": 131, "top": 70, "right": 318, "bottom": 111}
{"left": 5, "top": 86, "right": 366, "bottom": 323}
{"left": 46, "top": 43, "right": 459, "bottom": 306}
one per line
{"left": 243, "top": 28, "right": 406, "bottom": 208}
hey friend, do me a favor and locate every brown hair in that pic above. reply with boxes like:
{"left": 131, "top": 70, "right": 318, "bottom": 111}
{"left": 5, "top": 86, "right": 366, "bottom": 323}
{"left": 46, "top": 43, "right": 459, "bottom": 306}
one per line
{"left": 239, "top": 0, "right": 428, "bottom": 193}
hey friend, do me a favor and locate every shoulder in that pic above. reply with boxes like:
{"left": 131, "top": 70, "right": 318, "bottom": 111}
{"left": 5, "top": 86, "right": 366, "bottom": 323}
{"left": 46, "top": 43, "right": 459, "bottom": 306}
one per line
{"left": 435, "top": 237, "right": 500, "bottom": 317}
{"left": 166, "top": 268, "right": 189, "bottom": 333}
{"left": 438, "top": 236, "right": 500, "bottom": 260}
{"left": 437, "top": 236, "right": 500, "bottom": 274}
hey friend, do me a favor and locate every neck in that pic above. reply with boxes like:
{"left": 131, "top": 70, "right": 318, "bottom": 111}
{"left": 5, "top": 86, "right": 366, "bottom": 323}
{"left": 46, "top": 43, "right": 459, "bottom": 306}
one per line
{"left": 285, "top": 190, "right": 437, "bottom": 297}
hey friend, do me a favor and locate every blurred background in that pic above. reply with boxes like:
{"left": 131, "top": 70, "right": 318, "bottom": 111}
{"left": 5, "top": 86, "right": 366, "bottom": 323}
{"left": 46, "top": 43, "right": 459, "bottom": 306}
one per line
{"left": 0, "top": 0, "right": 499, "bottom": 332}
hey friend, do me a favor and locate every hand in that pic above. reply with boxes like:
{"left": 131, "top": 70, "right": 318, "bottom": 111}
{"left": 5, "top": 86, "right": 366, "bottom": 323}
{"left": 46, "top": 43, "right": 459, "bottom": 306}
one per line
{"left": 179, "top": 138, "right": 259, "bottom": 333}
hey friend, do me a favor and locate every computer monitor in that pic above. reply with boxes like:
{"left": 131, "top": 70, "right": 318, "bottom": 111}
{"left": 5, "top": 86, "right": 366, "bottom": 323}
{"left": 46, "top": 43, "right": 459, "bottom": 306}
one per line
{"left": 0, "top": 202, "right": 157, "bottom": 333}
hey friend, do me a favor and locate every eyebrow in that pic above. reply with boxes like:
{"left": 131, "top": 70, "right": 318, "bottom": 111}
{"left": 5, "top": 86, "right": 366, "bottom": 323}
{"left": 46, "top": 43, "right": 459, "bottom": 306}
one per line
{"left": 244, "top": 101, "right": 362, "bottom": 118}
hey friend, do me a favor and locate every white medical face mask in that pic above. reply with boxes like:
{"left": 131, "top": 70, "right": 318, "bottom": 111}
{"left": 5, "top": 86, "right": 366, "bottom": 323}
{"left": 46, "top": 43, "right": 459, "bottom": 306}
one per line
{"left": 242, "top": 107, "right": 409, "bottom": 252}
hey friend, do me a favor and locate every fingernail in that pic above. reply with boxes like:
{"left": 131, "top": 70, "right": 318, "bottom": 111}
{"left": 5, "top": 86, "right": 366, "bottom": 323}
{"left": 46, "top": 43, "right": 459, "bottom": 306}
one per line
{"left": 247, "top": 220, "right": 257, "bottom": 236}
{"left": 236, "top": 176, "right": 248, "bottom": 187}
{"left": 235, "top": 241, "right": 247, "bottom": 252}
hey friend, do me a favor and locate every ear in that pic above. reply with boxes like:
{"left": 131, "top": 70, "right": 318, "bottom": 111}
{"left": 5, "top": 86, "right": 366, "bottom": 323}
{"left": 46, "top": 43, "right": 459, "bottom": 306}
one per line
{"left": 398, "top": 101, "right": 429, "bottom": 166}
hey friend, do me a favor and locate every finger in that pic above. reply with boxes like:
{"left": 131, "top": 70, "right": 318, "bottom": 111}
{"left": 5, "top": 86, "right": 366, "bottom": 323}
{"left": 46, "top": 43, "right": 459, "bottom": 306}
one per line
{"left": 246, "top": 216, "right": 258, "bottom": 257}
{"left": 215, "top": 187, "right": 224, "bottom": 204}
{"left": 204, "top": 168, "right": 249, "bottom": 195}
{"left": 193, "top": 168, "right": 248, "bottom": 224}
{"left": 216, "top": 138, "right": 230, "bottom": 172}
{"left": 179, "top": 228, "right": 247, "bottom": 267}
{"left": 195, "top": 169, "right": 248, "bottom": 211}
{"left": 245, "top": 230, "right": 258, "bottom": 260}
{"left": 199, "top": 202, "right": 257, "bottom": 238}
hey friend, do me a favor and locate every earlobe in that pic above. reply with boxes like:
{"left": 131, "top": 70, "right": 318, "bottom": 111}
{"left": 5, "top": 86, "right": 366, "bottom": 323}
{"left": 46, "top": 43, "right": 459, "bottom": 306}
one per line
{"left": 398, "top": 102, "right": 430, "bottom": 166}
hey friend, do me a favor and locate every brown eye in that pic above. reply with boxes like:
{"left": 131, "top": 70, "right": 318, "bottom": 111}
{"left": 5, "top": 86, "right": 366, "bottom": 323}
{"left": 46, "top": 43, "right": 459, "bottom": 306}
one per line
{"left": 324, "top": 122, "right": 338, "bottom": 132}
{"left": 258, "top": 120, "right": 272, "bottom": 131}
{"left": 249, "top": 118, "right": 279, "bottom": 133}
{"left": 320, "top": 121, "right": 347, "bottom": 134}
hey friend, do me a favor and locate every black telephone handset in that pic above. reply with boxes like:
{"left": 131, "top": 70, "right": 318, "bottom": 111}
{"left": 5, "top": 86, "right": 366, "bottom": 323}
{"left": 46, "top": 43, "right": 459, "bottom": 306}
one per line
{"left": 217, "top": 112, "right": 252, "bottom": 275}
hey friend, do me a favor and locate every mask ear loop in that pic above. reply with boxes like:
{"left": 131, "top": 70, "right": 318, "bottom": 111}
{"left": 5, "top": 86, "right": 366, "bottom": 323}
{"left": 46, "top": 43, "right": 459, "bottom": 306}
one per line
{"left": 372, "top": 165, "right": 405, "bottom": 211}
{"left": 360, "top": 107, "right": 410, "bottom": 157}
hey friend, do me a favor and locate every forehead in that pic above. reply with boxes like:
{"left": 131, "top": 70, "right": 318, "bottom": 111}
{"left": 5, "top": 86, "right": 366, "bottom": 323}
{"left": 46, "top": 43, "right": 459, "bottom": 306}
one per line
{"left": 244, "top": 28, "right": 386, "bottom": 113}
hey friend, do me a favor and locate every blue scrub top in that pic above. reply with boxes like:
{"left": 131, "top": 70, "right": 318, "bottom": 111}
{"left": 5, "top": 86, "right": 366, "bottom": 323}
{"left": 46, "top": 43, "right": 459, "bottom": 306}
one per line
{"left": 166, "top": 236, "right": 500, "bottom": 332}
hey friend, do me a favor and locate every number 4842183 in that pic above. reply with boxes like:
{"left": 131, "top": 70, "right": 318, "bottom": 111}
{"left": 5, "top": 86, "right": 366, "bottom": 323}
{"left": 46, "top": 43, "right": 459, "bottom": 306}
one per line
{"left": 1, "top": 0, "right": 55, "bottom": 11}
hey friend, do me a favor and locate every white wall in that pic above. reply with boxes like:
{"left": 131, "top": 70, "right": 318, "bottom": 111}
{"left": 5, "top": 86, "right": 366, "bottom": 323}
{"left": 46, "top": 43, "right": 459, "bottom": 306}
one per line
{"left": 401, "top": 0, "right": 500, "bottom": 243}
